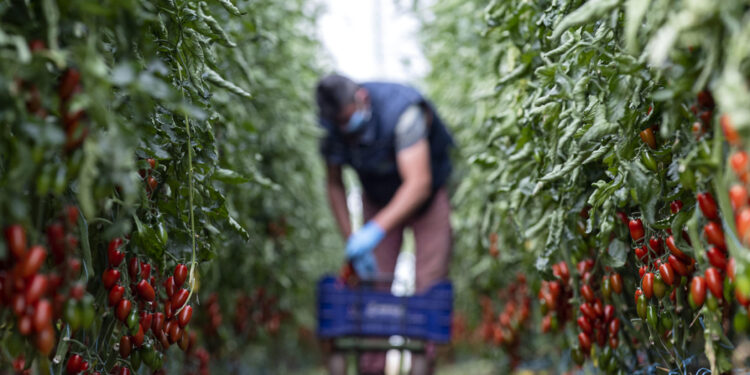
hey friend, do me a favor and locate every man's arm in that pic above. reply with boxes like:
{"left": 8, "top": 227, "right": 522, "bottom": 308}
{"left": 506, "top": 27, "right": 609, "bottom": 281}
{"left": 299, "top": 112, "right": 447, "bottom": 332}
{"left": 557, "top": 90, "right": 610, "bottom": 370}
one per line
{"left": 326, "top": 163, "right": 352, "bottom": 239}
{"left": 370, "top": 138, "right": 432, "bottom": 232}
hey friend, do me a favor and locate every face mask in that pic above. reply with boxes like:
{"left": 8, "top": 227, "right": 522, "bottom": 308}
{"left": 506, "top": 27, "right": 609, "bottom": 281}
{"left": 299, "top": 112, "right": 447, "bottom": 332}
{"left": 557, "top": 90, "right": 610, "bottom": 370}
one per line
{"left": 344, "top": 108, "right": 371, "bottom": 134}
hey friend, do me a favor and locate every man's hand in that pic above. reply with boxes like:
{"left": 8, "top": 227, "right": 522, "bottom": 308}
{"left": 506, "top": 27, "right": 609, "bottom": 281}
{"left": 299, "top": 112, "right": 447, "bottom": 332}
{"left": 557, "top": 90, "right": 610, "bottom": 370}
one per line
{"left": 346, "top": 221, "right": 385, "bottom": 259}
{"left": 345, "top": 221, "right": 384, "bottom": 278}
{"left": 351, "top": 251, "right": 377, "bottom": 279}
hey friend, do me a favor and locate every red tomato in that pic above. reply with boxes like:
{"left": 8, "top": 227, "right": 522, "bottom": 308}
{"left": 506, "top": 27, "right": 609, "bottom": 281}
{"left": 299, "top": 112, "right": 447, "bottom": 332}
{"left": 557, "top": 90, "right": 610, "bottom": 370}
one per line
{"left": 659, "top": 263, "right": 675, "bottom": 286}
{"left": 670, "top": 200, "right": 683, "bottom": 214}
{"left": 168, "top": 320, "right": 183, "bottom": 343}
{"left": 141, "top": 263, "right": 152, "bottom": 280}
{"left": 102, "top": 269, "right": 120, "bottom": 290}
{"left": 580, "top": 284, "right": 595, "bottom": 303}
{"left": 609, "top": 318, "right": 620, "bottom": 336}
{"left": 593, "top": 299, "right": 604, "bottom": 317}
{"left": 690, "top": 276, "right": 706, "bottom": 307}
{"left": 705, "top": 267, "right": 723, "bottom": 299}
{"left": 174, "top": 264, "right": 188, "bottom": 287}
{"left": 615, "top": 212, "right": 628, "bottom": 224}
{"left": 697, "top": 192, "right": 719, "bottom": 221}
{"left": 119, "top": 335, "right": 131, "bottom": 358}
{"left": 133, "top": 323, "right": 145, "bottom": 346}
{"left": 165, "top": 276, "right": 176, "bottom": 298}
{"left": 704, "top": 222, "right": 726, "bottom": 249}
{"left": 66, "top": 354, "right": 84, "bottom": 374}
{"left": 33, "top": 299, "right": 53, "bottom": 332}
{"left": 642, "top": 273, "right": 654, "bottom": 299}
{"left": 649, "top": 237, "right": 663, "bottom": 254}
{"left": 136, "top": 280, "right": 155, "bottom": 302}
{"left": 666, "top": 236, "right": 690, "bottom": 262}
{"left": 115, "top": 299, "right": 132, "bottom": 322}
{"left": 610, "top": 273, "right": 623, "bottom": 294}
{"left": 25, "top": 274, "right": 48, "bottom": 305}
{"left": 603, "top": 304, "right": 615, "bottom": 322}
{"left": 639, "top": 128, "right": 657, "bottom": 149}
{"left": 128, "top": 258, "right": 140, "bottom": 279}
{"left": 738, "top": 207, "right": 750, "bottom": 245}
{"left": 668, "top": 255, "right": 690, "bottom": 277}
{"left": 11, "top": 294, "right": 26, "bottom": 316}
{"left": 5, "top": 225, "right": 27, "bottom": 259}
{"left": 736, "top": 288, "right": 750, "bottom": 306}
{"left": 178, "top": 305, "right": 193, "bottom": 327}
{"left": 46, "top": 223, "right": 66, "bottom": 260}
{"left": 576, "top": 260, "right": 594, "bottom": 275}
{"left": 706, "top": 247, "right": 727, "bottom": 269}
{"left": 728, "top": 257, "right": 736, "bottom": 282}
{"left": 172, "top": 289, "right": 190, "bottom": 316}
{"left": 731, "top": 151, "right": 749, "bottom": 176}
{"left": 58, "top": 68, "right": 81, "bottom": 101}
{"left": 108, "top": 285, "right": 125, "bottom": 306}
{"left": 18, "top": 315, "right": 33, "bottom": 335}
{"left": 635, "top": 246, "right": 648, "bottom": 262}
{"left": 147, "top": 176, "right": 158, "bottom": 192}
{"left": 20, "top": 246, "right": 47, "bottom": 278}
{"left": 629, "top": 219, "right": 645, "bottom": 242}
{"left": 108, "top": 238, "right": 125, "bottom": 267}
{"left": 721, "top": 114, "right": 740, "bottom": 147}
{"left": 35, "top": 324, "right": 55, "bottom": 355}
{"left": 639, "top": 265, "right": 647, "bottom": 278}
{"left": 580, "top": 303, "right": 597, "bottom": 320}
{"left": 577, "top": 316, "right": 593, "bottom": 334}
{"left": 152, "top": 312, "right": 165, "bottom": 334}
{"left": 578, "top": 332, "right": 592, "bottom": 353}
{"left": 609, "top": 336, "right": 619, "bottom": 349}
{"left": 730, "top": 184, "right": 749, "bottom": 211}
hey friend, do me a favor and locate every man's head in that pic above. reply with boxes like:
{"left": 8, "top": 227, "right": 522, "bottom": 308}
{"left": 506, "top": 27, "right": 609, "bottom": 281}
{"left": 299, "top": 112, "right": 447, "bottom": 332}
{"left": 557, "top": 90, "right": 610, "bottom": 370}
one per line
{"left": 315, "top": 73, "right": 370, "bottom": 134}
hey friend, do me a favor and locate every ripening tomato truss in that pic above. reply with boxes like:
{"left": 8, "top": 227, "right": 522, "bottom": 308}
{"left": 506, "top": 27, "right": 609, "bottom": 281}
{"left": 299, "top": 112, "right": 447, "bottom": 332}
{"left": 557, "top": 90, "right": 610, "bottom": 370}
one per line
{"left": 421, "top": 0, "right": 750, "bottom": 373}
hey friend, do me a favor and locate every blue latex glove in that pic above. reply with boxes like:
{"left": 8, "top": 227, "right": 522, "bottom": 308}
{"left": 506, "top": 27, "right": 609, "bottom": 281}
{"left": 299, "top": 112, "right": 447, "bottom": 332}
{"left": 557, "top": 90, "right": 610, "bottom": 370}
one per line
{"left": 346, "top": 221, "right": 386, "bottom": 260}
{"left": 346, "top": 221, "right": 385, "bottom": 279}
{"left": 352, "top": 251, "right": 378, "bottom": 279}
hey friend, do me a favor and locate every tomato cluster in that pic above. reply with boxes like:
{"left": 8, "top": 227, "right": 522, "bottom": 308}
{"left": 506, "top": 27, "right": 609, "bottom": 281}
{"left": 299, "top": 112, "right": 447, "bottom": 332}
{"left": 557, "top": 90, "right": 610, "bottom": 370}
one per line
{"left": 1, "top": 207, "right": 92, "bottom": 362}
{"left": 232, "top": 288, "right": 286, "bottom": 337}
{"left": 538, "top": 261, "right": 574, "bottom": 334}
{"left": 477, "top": 274, "right": 530, "bottom": 368}
{"left": 87, "top": 241, "right": 195, "bottom": 374}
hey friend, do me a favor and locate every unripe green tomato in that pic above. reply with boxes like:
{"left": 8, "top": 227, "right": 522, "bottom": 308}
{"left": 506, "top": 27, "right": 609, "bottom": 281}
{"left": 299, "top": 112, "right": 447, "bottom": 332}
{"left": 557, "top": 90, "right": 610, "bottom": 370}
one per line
{"left": 131, "top": 349, "right": 142, "bottom": 371}
{"left": 637, "top": 294, "right": 647, "bottom": 319}
{"left": 653, "top": 277, "right": 667, "bottom": 299}
{"left": 735, "top": 309, "right": 750, "bottom": 333}
{"left": 571, "top": 348, "right": 585, "bottom": 366}
{"left": 660, "top": 314, "right": 673, "bottom": 331}
{"left": 6, "top": 332, "right": 24, "bottom": 357}
{"left": 64, "top": 300, "right": 81, "bottom": 331}
{"left": 599, "top": 346, "right": 612, "bottom": 365}
{"left": 641, "top": 151, "right": 658, "bottom": 172}
{"left": 607, "top": 355, "right": 618, "bottom": 374}
{"left": 142, "top": 344, "right": 156, "bottom": 368}
{"left": 680, "top": 276, "right": 688, "bottom": 287}
{"left": 80, "top": 295, "right": 95, "bottom": 329}
{"left": 127, "top": 309, "right": 140, "bottom": 334}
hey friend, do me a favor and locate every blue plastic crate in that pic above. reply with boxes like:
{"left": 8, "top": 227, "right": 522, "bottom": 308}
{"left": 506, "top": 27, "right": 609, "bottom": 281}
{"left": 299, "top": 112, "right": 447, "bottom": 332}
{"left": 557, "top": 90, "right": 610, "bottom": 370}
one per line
{"left": 316, "top": 276, "right": 453, "bottom": 343}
